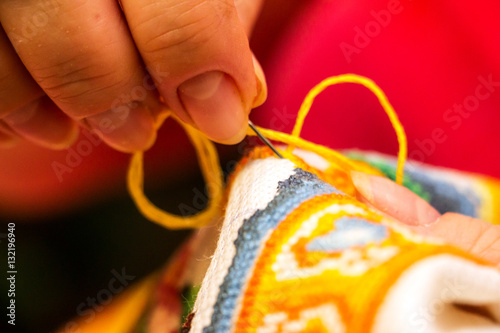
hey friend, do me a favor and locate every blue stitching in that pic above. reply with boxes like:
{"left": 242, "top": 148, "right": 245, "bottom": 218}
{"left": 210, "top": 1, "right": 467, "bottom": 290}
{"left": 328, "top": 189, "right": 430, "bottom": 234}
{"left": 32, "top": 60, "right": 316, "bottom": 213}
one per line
{"left": 203, "top": 169, "right": 340, "bottom": 332}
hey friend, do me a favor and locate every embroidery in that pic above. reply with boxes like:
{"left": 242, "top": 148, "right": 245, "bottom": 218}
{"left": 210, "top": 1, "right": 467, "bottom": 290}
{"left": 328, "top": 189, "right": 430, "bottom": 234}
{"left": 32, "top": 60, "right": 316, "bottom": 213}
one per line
{"left": 231, "top": 191, "right": 477, "bottom": 333}
{"left": 61, "top": 149, "right": 500, "bottom": 333}
{"left": 348, "top": 152, "right": 496, "bottom": 220}
{"left": 203, "top": 169, "right": 337, "bottom": 333}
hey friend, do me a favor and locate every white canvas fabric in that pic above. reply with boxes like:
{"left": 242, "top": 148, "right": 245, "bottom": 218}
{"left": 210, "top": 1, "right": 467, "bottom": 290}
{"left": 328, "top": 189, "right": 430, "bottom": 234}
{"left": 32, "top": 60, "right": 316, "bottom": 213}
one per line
{"left": 190, "top": 157, "right": 297, "bottom": 332}
{"left": 373, "top": 255, "right": 500, "bottom": 332}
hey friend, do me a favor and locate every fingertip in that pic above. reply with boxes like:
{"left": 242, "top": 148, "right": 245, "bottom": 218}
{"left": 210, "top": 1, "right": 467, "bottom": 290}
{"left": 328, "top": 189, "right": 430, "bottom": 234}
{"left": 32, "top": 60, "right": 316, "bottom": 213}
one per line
{"left": 178, "top": 71, "right": 248, "bottom": 145}
{"left": 86, "top": 102, "right": 157, "bottom": 153}
{"left": 3, "top": 97, "right": 80, "bottom": 150}
{"left": 350, "top": 171, "right": 375, "bottom": 202}
{"left": 56, "top": 121, "right": 80, "bottom": 150}
{"left": 252, "top": 55, "right": 267, "bottom": 108}
{"left": 350, "top": 170, "right": 440, "bottom": 226}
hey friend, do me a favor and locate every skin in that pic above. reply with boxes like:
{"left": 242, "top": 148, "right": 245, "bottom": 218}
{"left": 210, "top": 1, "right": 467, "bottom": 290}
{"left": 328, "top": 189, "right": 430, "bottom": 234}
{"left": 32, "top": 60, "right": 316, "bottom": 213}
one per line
{"left": 351, "top": 171, "right": 500, "bottom": 268}
{"left": 0, "top": 0, "right": 266, "bottom": 152}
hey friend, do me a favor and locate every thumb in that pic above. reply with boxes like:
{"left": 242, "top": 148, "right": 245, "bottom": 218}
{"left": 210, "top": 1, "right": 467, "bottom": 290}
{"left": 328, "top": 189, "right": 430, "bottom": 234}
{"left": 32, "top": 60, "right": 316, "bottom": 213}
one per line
{"left": 350, "top": 171, "right": 440, "bottom": 226}
{"left": 350, "top": 171, "right": 500, "bottom": 267}
{"left": 122, "top": 0, "right": 266, "bottom": 144}
{"left": 420, "top": 213, "right": 500, "bottom": 268}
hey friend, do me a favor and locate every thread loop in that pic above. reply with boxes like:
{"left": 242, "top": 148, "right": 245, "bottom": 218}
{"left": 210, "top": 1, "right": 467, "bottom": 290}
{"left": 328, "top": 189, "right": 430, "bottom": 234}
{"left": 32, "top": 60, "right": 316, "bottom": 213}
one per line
{"left": 127, "top": 111, "right": 224, "bottom": 229}
{"left": 127, "top": 74, "right": 407, "bottom": 229}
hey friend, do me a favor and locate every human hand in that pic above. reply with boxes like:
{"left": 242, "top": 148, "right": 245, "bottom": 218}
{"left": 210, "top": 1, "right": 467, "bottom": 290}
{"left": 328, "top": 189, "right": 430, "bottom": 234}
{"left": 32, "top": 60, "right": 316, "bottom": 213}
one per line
{"left": 0, "top": 0, "right": 266, "bottom": 152}
{"left": 351, "top": 171, "right": 500, "bottom": 268}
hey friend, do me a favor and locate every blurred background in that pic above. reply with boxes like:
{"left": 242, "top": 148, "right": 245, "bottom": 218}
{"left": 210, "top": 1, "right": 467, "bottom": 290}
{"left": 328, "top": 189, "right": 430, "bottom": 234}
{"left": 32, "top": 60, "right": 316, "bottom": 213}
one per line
{"left": 1, "top": 0, "right": 500, "bottom": 331}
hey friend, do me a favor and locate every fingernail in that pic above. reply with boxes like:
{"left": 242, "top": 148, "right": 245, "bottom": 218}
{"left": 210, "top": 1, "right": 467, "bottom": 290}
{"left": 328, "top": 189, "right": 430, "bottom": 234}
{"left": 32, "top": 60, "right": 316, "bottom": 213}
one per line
{"left": 86, "top": 102, "right": 156, "bottom": 152}
{"left": 3, "top": 97, "right": 78, "bottom": 150}
{"left": 3, "top": 100, "right": 37, "bottom": 125}
{"left": 178, "top": 71, "right": 247, "bottom": 144}
{"left": 350, "top": 170, "right": 441, "bottom": 226}
{"left": 350, "top": 171, "right": 375, "bottom": 202}
{"left": 252, "top": 56, "right": 267, "bottom": 108}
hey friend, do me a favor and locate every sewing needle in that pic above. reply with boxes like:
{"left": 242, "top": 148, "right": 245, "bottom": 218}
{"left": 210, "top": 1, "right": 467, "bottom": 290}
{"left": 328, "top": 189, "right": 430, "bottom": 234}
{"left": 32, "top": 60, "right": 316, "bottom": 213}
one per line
{"left": 248, "top": 121, "right": 284, "bottom": 159}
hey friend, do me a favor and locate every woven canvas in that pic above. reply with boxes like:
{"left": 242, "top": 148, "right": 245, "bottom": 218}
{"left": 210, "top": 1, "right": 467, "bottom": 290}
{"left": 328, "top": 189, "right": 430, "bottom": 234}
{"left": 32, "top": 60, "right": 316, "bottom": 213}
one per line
{"left": 59, "top": 147, "right": 500, "bottom": 333}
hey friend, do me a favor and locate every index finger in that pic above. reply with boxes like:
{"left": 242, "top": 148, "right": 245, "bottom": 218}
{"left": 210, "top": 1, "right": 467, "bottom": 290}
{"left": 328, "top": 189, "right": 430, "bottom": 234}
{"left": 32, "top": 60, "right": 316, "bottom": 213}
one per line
{"left": 121, "top": 0, "right": 259, "bottom": 144}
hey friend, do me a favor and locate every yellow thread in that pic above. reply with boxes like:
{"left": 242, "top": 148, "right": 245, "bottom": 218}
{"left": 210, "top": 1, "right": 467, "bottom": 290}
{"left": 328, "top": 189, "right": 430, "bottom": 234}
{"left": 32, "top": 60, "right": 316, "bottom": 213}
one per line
{"left": 127, "top": 111, "right": 224, "bottom": 230}
{"left": 245, "top": 126, "right": 382, "bottom": 177}
{"left": 127, "top": 74, "right": 407, "bottom": 229}
{"left": 284, "top": 74, "right": 407, "bottom": 184}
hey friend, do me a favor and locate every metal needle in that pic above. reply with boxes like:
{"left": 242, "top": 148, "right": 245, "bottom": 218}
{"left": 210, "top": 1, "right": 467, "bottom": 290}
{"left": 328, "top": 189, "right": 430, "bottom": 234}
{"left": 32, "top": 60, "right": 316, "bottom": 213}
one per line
{"left": 248, "top": 121, "right": 284, "bottom": 159}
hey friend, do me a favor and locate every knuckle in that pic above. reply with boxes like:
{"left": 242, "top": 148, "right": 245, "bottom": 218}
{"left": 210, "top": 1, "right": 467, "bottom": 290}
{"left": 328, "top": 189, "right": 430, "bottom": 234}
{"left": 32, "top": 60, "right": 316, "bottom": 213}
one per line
{"left": 139, "top": 1, "right": 229, "bottom": 57}
{"left": 32, "top": 54, "right": 128, "bottom": 116}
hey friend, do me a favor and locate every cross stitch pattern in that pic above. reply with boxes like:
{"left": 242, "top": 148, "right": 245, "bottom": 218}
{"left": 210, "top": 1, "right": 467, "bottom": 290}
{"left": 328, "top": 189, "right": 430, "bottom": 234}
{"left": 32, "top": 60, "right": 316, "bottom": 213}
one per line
{"left": 60, "top": 147, "right": 500, "bottom": 333}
